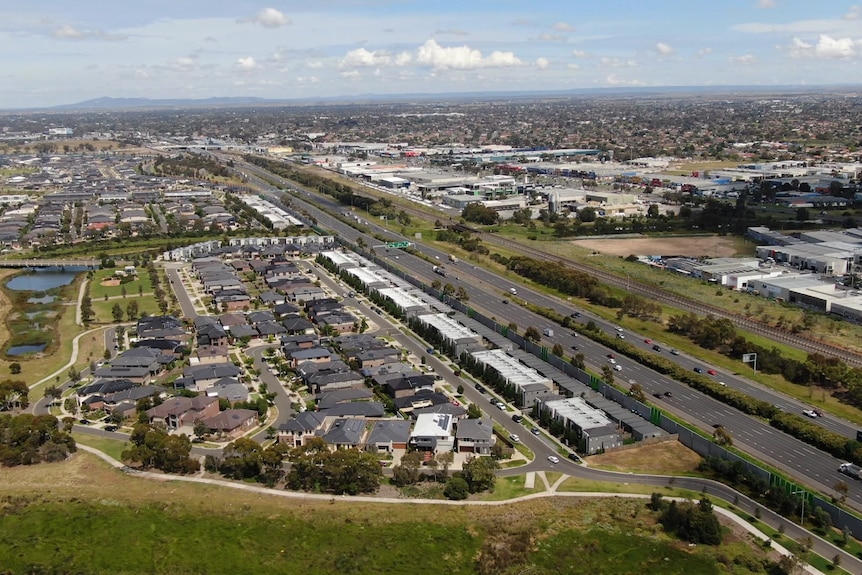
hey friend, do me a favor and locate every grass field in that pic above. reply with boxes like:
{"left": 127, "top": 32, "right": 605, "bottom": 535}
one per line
{"left": 0, "top": 452, "right": 786, "bottom": 575}
{"left": 586, "top": 440, "right": 703, "bottom": 475}
{"left": 89, "top": 268, "right": 154, "bottom": 300}
{"left": 91, "top": 295, "right": 161, "bottom": 324}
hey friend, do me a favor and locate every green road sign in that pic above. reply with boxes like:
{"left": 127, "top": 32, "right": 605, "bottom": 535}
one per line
{"left": 386, "top": 241, "right": 410, "bottom": 248}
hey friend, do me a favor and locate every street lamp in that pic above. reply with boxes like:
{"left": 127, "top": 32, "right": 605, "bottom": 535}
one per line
{"left": 791, "top": 488, "right": 807, "bottom": 526}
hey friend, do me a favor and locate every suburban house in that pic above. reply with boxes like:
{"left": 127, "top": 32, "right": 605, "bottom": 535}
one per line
{"left": 321, "top": 418, "right": 367, "bottom": 450}
{"left": 202, "top": 408, "right": 258, "bottom": 439}
{"left": 146, "top": 395, "right": 220, "bottom": 431}
{"left": 365, "top": 420, "right": 411, "bottom": 453}
{"left": 409, "top": 412, "right": 455, "bottom": 454}
{"left": 277, "top": 411, "right": 326, "bottom": 447}
{"left": 455, "top": 417, "right": 496, "bottom": 455}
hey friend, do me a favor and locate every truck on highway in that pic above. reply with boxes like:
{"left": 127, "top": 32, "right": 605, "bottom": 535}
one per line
{"left": 433, "top": 266, "right": 447, "bottom": 277}
{"left": 542, "top": 328, "right": 554, "bottom": 337}
{"left": 449, "top": 255, "right": 458, "bottom": 264}
{"left": 839, "top": 462, "right": 861, "bottom": 479}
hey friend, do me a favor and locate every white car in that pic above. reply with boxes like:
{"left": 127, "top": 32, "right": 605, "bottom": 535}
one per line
{"left": 608, "top": 358, "right": 616, "bottom": 364}
{"left": 547, "top": 455, "right": 560, "bottom": 464}
{"left": 510, "top": 434, "right": 520, "bottom": 443}
{"left": 615, "top": 326, "right": 624, "bottom": 332}
{"left": 613, "top": 365, "right": 623, "bottom": 372}
{"left": 802, "top": 409, "right": 818, "bottom": 418}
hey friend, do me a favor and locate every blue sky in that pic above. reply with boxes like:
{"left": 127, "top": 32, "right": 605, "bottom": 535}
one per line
{"left": 1, "top": 1, "right": 861, "bottom": 108}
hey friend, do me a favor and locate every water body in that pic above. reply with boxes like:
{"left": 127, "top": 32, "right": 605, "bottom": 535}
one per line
{"left": 6, "top": 267, "right": 84, "bottom": 292}
{"left": 6, "top": 343, "right": 47, "bottom": 356}
{"left": 27, "top": 295, "right": 56, "bottom": 304}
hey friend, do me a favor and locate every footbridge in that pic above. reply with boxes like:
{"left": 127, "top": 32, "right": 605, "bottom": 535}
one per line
{"left": 0, "top": 259, "right": 100, "bottom": 269}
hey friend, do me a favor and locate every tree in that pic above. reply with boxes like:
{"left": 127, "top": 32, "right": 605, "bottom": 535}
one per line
{"left": 462, "top": 203, "right": 499, "bottom": 225}
{"left": 601, "top": 365, "right": 615, "bottom": 384}
{"left": 796, "top": 207, "right": 810, "bottom": 222}
{"left": 629, "top": 383, "right": 646, "bottom": 402}
{"left": 68, "top": 366, "right": 81, "bottom": 383}
{"left": 552, "top": 343, "right": 564, "bottom": 357}
{"left": 392, "top": 450, "right": 424, "bottom": 486}
{"left": 111, "top": 302, "right": 124, "bottom": 322}
{"left": 455, "top": 286, "right": 469, "bottom": 301}
{"left": 834, "top": 480, "right": 849, "bottom": 503}
{"left": 578, "top": 206, "right": 597, "bottom": 223}
{"left": 444, "top": 477, "right": 470, "bottom": 500}
{"left": 435, "top": 451, "right": 454, "bottom": 480}
{"left": 713, "top": 425, "right": 733, "bottom": 447}
{"left": 8, "top": 363, "right": 21, "bottom": 375}
{"left": 126, "top": 300, "right": 139, "bottom": 321}
{"left": 461, "top": 455, "right": 499, "bottom": 493}
{"left": 524, "top": 327, "right": 541, "bottom": 342}
{"left": 647, "top": 204, "right": 660, "bottom": 218}
{"left": 193, "top": 419, "right": 209, "bottom": 439}
{"left": 466, "top": 403, "right": 483, "bottom": 419}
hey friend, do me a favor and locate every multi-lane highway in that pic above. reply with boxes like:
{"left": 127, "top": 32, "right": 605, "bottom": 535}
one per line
{"left": 234, "top": 157, "right": 862, "bottom": 510}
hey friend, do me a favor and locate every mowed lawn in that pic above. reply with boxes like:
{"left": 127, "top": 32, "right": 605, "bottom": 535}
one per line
{"left": 89, "top": 268, "right": 154, "bottom": 300}
{"left": 91, "top": 295, "right": 161, "bottom": 323}
{"left": 0, "top": 453, "right": 780, "bottom": 575}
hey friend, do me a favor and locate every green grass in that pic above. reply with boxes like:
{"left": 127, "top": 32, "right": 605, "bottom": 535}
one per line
{"left": 478, "top": 474, "right": 543, "bottom": 501}
{"left": 91, "top": 295, "right": 161, "bottom": 323}
{"left": 89, "top": 269, "right": 154, "bottom": 300}
{"left": 72, "top": 432, "right": 130, "bottom": 461}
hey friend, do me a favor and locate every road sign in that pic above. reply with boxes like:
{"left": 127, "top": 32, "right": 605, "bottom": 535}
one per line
{"left": 386, "top": 241, "right": 411, "bottom": 249}
{"left": 742, "top": 353, "right": 756, "bottom": 363}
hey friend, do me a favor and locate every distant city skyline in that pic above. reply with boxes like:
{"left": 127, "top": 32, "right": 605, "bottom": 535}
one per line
{"left": 1, "top": 1, "right": 861, "bottom": 109}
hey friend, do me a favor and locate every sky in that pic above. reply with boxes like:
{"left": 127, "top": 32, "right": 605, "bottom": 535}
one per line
{"left": 1, "top": 0, "right": 861, "bottom": 109}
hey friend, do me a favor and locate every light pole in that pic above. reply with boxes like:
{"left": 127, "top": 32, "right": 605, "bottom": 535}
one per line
{"left": 791, "top": 488, "right": 807, "bottom": 526}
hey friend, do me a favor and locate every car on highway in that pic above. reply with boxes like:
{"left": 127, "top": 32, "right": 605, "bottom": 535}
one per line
{"left": 571, "top": 345, "right": 579, "bottom": 350}
{"left": 613, "top": 365, "right": 623, "bottom": 372}
{"left": 509, "top": 434, "right": 520, "bottom": 443}
{"left": 652, "top": 344, "right": 662, "bottom": 352}
{"left": 693, "top": 367, "right": 704, "bottom": 374}
{"left": 570, "top": 312, "right": 581, "bottom": 318}
{"left": 547, "top": 455, "right": 560, "bottom": 464}
{"left": 615, "top": 326, "right": 623, "bottom": 332}
{"left": 644, "top": 339, "right": 652, "bottom": 344}
{"left": 670, "top": 349, "right": 680, "bottom": 355}
{"left": 608, "top": 358, "right": 617, "bottom": 364}
{"left": 616, "top": 333, "right": 625, "bottom": 339}
{"left": 571, "top": 332, "right": 579, "bottom": 337}
{"left": 718, "top": 381, "right": 727, "bottom": 386}
{"left": 664, "top": 391, "right": 673, "bottom": 397}
{"left": 707, "top": 369, "right": 717, "bottom": 376}
{"left": 502, "top": 299, "right": 509, "bottom": 304}
{"left": 803, "top": 409, "right": 819, "bottom": 418}
{"left": 606, "top": 353, "right": 615, "bottom": 359}
{"left": 652, "top": 392, "right": 662, "bottom": 398}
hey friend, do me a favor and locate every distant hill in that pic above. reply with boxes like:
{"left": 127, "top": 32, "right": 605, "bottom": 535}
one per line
{"left": 46, "top": 84, "right": 861, "bottom": 111}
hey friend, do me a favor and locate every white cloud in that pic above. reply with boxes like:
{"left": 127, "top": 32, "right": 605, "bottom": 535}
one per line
{"left": 306, "top": 61, "right": 323, "bottom": 69}
{"left": 535, "top": 57, "right": 549, "bottom": 70}
{"left": 787, "top": 34, "right": 862, "bottom": 59}
{"left": 52, "top": 24, "right": 126, "bottom": 41}
{"left": 846, "top": 5, "right": 862, "bottom": 20}
{"left": 566, "top": 63, "right": 581, "bottom": 70}
{"left": 296, "top": 76, "right": 319, "bottom": 85}
{"left": 537, "top": 33, "right": 566, "bottom": 42}
{"left": 656, "top": 42, "right": 674, "bottom": 55}
{"left": 552, "top": 22, "right": 574, "bottom": 32}
{"left": 340, "top": 70, "right": 361, "bottom": 78}
{"left": 236, "top": 57, "right": 258, "bottom": 72}
{"left": 757, "top": 0, "right": 776, "bottom": 8}
{"left": 240, "top": 7, "right": 291, "bottom": 29}
{"left": 600, "top": 57, "right": 637, "bottom": 68}
{"left": 729, "top": 54, "right": 756, "bottom": 64}
{"left": 572, "top": 49, "right": 591, "bottom": 59}
{"left": 415, "top": 39, "right": 522, "bottom": 70}
{"left": 605, "top": 74, "right": 645, "bottom": 86}
{"left": 339, "top": 48, "right": 412, "bottom": 68}
{"left": 696, "top": 47, "right": 713, "bottom": 57}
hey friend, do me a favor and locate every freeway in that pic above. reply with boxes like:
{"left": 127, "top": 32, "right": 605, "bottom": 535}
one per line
{"left": 235, "top": 157, "right": 862, "bottom": 510}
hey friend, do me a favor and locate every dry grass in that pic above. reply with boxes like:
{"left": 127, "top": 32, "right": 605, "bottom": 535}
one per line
{"left": 586, "top": 440, "right": 703, "bottom": 475}
{"left": 572, "top": 235, "right": 743, "bottom": 258}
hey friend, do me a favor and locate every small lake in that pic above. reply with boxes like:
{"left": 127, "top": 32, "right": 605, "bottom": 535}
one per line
{"left": 6, "top": 343, "right": 46, "bottom": 356}
{"left": 6, "top": 267, "right": 85, "bottom": 292}
{"left": 27, "top": 295, "right": 56, "bottom": 304}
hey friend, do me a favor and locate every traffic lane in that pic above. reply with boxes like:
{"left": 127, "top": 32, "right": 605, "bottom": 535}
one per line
{"left": 165, "top": 266, "right": 198, "bottom": 320}
{"left": 246, "top": 345, "right": 294, "bottom": 435}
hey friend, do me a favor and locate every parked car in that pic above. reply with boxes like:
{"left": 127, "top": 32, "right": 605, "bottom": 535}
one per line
{"left": 511, "top": 414, "right": 523, "bottom": 423}
{"left": 79, "top": 419, "right": 91, "bottom": 425}
{"left": 475, "top": 384, "right": 487, "bottom": 394}
{"left": 104, "top": 425, "right": 118, "bottom": 432}
{"left": 567, "top": 453, "right": 580, "bottom": 462}
{"left": 570, "top": 312, "right": 581, "bottom": 318}
{"left": 547, "top": 455, "right": 560, "bottom": 464}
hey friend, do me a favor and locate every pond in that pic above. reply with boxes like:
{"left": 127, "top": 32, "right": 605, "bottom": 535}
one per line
{"left": 6, "top": 343, "right": 47, "bottom": 356}
{"left": 27, "top": 295, "right": 56, "bottom": 304}
{"left": 6, "top": 267, "right": 85, "bottom": 292}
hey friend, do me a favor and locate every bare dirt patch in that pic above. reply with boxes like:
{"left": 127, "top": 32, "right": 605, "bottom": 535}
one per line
{"left": 587, "top": 440, "right": 702, "bottom": 475}
{"left": 100, "top": 279, "right": 121, "bottom": 287}
{"left": 574, "top": 235, "right": 739, "bottom": 258}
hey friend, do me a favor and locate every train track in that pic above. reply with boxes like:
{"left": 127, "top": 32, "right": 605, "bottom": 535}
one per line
{"left": 243, "top": 157, "right": 862, "bottom": 367}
